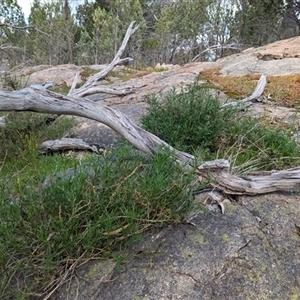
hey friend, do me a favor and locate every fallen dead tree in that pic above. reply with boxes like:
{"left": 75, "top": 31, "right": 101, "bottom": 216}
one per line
{"left": 1, "top": 74, "right": 300, "bottom": 195}
{"left": 1, "top": 21, "right": 300, "bottom": 196}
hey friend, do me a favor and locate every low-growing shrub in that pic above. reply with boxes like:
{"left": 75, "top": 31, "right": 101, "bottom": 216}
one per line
{"left": 142, "top": 84, "right": 300, "bottom": 171}
{"left": 142, "top": 84, "right": 235, "bottom": 155}
{"left": 0, "top": 144, "right": 195, "bottom": 298}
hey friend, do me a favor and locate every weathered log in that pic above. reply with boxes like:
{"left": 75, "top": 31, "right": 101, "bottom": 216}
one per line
{"left": 2, "top": 87, "right": 300, "bottom": 195}
{"left": 73, "top": 85, "right": 136, "bottom": 98}
{"left": 0, "top": 87, "right": 194, "bottom": 164}
{"left": 0, "top": 21, "right": 139, "bottom": 128}
{"left": 38, "top": 138, "right": 104, "bottom": 154}
{"left": 1, "top": 21, "right": 300, "bottom": 196}
{"left": 196, "top": 160, "right": 300, "bottom": 195}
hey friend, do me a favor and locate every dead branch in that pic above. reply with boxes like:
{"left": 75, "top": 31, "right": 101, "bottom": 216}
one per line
{"left": 222, "top": 74, "right": 267, "bottom": 107}
{"left": 0, "top": 44, "right": 23, "bottom": 51}
{"left": 0, "top": 22, "right": 50, "bottom": 37}
{"left": 1, "top": 85, "right": 300, "bottom": 195}
{"left": 71, "top": 85, "right": 136, "bottom": 98}
{"left": 197, "top": 163, "right": 300, "bottom": 195}
{"left": 0, "top": 86, "right": 193, "bottom": 164}
{"left": 0, "top": 23, "right": 35, "bottom": 30}
{"left": 1, "top": 21, "right": 299, "bottom": 196}
{"left": 192, "top": 43, "right": 241, "bottom": 62}
{"left": 71, "top": 21, "right": 139, "bottom": 98}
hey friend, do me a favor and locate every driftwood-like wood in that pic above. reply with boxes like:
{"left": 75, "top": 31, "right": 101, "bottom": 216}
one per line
{"left": 70, "top": 21, "right": 139, "bottom": 98}
{"left": 222, "top": 74, "right": 267, "bottom": 107}
{"left": 0, "top": 87, "right": 194, "bottom": 164}
{"left": 196, "top": 160, "right": 300, "bottom": 195}
{"left": 1, "top": 21, "right": 300, "bottom": 196}
{"left": 1, "top": 86, "right": 300, "bottom": 195}
{"left": 38, "top": 138, "right": 104, "bottom": 154}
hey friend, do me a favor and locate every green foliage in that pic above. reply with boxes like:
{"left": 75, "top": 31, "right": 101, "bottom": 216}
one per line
{"left": 142, "top": 84, "right": 300, "bottom": 171}
{"left": 75, "top": 0, "right": 146, "bottom": 65}
{"left": 233, "top": 0, "right": 284, "bottom": 46}
{"left": 28, "top": 0, "right": 78, "bottom": 65}
{"left": 0, "top": 143, "right": 194, "bottom": 298}
{"left": 92, "top": 5, "right": 117, "bottom": 62}
{"left": 219, "top": 116, "right": 300, "bottom": 171}
{"left": 0, "top": 0, "right": 24, "bottom": 24}
{"left": 142, "top": 84, "right": 233, "bottom": 155}
{"left": 0, "top": 112, "right": 74, "bottom": 172}
{"left": 0, "top": 109, "right": 195, "bottom": 298}
{"left": 0, "top": 0, "right": 298, "bottom": 67}
{"left": 0, "top": 72, "right": 28, "bottom": 91}
{"left": 0, "top": 0, "right": 26, "bottom": 66}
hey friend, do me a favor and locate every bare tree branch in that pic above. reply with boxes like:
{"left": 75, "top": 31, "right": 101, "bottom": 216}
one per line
{"left": 1, "top": 85, "right": 300, "bottom": 196}
{"left": 192, "top": 44, "right": 241, "bottom": 62}
{"left": 0, "top": 22, "right": 51, "bottom": 37}
{"left": 222, "top": 75, "right": 267, "bottom": 107}
{"left": 0, "top": 44, "right": 22, "bottom": 51}
{"left": 0, "top": 23, "right": 35, "bottom": 30}
{"left": 71, "top": 21, "right": 139, "bottom": 98}
{"left": 0, "top": 87, "right": 194, "bottom": 164}
{"left": 1, "top": 21, "right": 299, "bottom": 196}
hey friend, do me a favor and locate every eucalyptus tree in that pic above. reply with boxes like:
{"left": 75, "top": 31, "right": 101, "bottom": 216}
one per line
{"left": 76, "top": 0, "right": 145, "bottom": 65}
{"left": 229, "top": 0, "right": 300, "bottom": 48}
{"left": 148, "top": 0, "right": 214, "bottom": 64}
{"left": 28, "top": 0, "right": 78, "bottom": 65}
{"left": 0, "top": 0, "right": 26, "bottom": 67}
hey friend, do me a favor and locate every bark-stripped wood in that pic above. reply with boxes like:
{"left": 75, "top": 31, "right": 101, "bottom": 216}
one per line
{"left": 222, "top": 74, "right": 267, "bottom": 107}
{"left": 1, "top": 86, "right": 300, "bottom": 195}
{"left": 196, "top": 160, "right": 300, "bottom": 195}
{"left": 69, "top": 21, "right": 139, "bottom": 98}
{"left": 0, "top": 87, "right": 194, "bottom": 164}
{"left": 38, "top": 138, "right": 104, "bottom": 154}
{"left": 1, "top": 22, "right": 300, "bottom": 196}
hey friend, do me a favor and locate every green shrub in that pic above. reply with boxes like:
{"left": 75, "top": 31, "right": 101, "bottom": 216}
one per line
{"left": 0, "top": 144, "right": 195, "bottom": 299}
{"left": 0, "top": 73, "right": 29, "bottom": 91}
{"left": 142, "top": 84, "right": 300, "bottom": 171}
{"left": 0, "top": 112, "right": 74, "bottom": 174}
{"left": 142, "top": 84, "right": 235, "bottom": 155}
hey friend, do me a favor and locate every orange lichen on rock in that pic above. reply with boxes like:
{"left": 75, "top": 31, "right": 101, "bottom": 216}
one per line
{"left": 200, "top": 68, "right": 300, "bottom": 107}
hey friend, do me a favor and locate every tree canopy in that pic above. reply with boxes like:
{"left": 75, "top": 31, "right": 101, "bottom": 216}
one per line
{"left": 0, "top": 0, "right": 299, "bottom": 68}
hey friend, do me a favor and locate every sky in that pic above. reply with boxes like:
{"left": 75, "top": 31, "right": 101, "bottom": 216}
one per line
{"left": 16, "top": 0, "right": 32, "bottom": 20}
{"left": 16, "top": 0, "right": 84, "bottom": 20}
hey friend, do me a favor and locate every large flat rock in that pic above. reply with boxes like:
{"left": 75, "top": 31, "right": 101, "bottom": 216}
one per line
{"left": 218, "top": 36, "right": 300, "bottom": 76}
{"left": 52, "top": 193, "right": 300, "bottom": 300}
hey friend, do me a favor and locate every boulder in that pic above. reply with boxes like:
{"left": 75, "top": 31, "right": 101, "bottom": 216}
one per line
{"left": 8, "top": 37, "right": 300, "bottom": 299}
{"left": 218, "top": 36, "right": 300, "bottom": 76}
{"left": 27, "top": 64, "right": 83, "bottom": 87}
